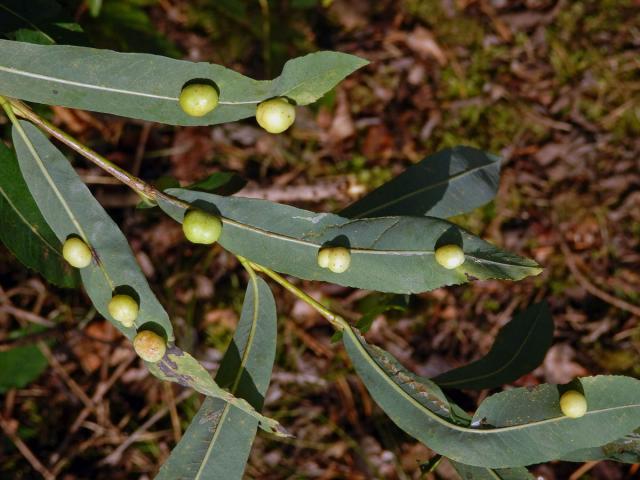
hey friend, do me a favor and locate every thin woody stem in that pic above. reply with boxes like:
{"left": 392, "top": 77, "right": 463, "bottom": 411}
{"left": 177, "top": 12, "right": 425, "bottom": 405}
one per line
{"left": 5, "top": 98, "right": 185, "bottom": 207}
{"left": 2, "top": 97, "right": 348, "bottom": 333}
{"left": 244, "top": 259, "right": 347, "bottom": 331}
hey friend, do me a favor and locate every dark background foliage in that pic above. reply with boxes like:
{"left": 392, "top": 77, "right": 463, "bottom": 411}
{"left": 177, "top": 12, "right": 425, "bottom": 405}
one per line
{"left": 0, "top": 0, "right": 639, "bottom": 478}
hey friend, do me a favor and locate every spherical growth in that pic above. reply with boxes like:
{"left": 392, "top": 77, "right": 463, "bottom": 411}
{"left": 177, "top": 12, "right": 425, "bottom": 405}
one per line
{"left": 182, "top": 210, "right": 223, "bottom": 245}
{"left": 328, "top": 247, "right": 351, "bottom": 273}
{"left": 560, "top": 390, "right": 587, "bottom": 418}
{"left": 62, "top": 237, "right": 92, "bottom": 268}
{"left": 108, "top": 294, "right": 139, "bottom": 328}
{"left": 317, "top": 246, "right": 351, "bottom": 273}
{"left": 435, "top": 244, "right": 465, "bottom": 270}
{"left": 133, "top": 330, "right": 166, "bottom": 363}
{"left": 256, "top": 98, "right": 295, "bottom": 134}
{"left": 179, "top": 84, "right": 219, "bottom": 117}
{"left": 317, "top": 248, "right": 331, "bottom": 269}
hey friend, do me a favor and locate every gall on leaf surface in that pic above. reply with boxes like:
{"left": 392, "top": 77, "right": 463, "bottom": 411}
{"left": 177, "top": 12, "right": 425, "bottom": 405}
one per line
{"left": 158, "top": 188, "right": 542, "bottom": 295}
{"left": 156, "top": 274, "right": 277, "bottom": 479}
{"left": 0, "top": 40, "right": 367, "bottom": 125}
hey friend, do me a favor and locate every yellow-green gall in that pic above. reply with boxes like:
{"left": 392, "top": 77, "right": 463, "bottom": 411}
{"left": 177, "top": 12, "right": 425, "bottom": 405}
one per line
{"left": 133, "top": 330, "right": 166, "bottom": 363}
{"left": 108, "top": 294, "right": 139, "bottom": 328}
{"left": 327, "top": 247, "right": 351, "bottom": 273}
{"left": 179, "top": 84, "right": 219, "bottom": 117}
{"left": 62, "top": 237, "right": 92, "bottom": 268}
{"left": 318, "top": 246, "right": 351, "bottom": 273}
{"left": 182, "top": 210, "right": 223, "bottom": 245}
{"left": 434, "top": 244, "right": 465, "bottom": 270}
{"left": 256, "top": 98, "right": 295, "bottom": 134}
{"left": 560, "top": 390, "right": 587, "bottom": 418}
{"left": 317, "top": 247, "right": 332, "bottom": 269}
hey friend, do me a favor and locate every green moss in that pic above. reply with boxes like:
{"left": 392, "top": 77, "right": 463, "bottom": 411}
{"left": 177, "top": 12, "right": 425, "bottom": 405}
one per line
{"left": 403, "top": 0, "right": 485, "bottom": 47}
{"left": 448, "top": 203, "right": 495, "bottom": 236}
{"left": 483, "top": 298, "right": 500, "bottom": 312}
{"left": 594, "top": 347, "right": 638, "bottom": 373}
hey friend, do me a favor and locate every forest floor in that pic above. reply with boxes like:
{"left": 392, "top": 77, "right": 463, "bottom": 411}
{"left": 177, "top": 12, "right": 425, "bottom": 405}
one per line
{"left": 1, "top": 0, "right": 639, "bottom": 479}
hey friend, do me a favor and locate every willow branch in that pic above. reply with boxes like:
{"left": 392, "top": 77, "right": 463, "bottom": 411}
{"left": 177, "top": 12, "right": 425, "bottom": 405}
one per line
{"left": 6, "top": 98, "right": 186, "bottom": 208}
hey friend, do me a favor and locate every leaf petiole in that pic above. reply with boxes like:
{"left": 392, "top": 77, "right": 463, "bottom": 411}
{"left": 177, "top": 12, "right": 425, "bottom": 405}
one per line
{"left": 241, "top": 257, "right": 348, "bottom": 331}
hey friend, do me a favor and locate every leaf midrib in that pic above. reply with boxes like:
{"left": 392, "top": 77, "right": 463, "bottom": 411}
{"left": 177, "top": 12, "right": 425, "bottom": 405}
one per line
{"left": 222, "top": 217, "right": 536, "bottom": 270}
{"left": 346, "top": 159, "right": 497, "bottom": 218}
{"left": 194, "top": 272, "right": 263, "bottom": 480}
{"left": 0, "top": 65, "right": 262, "bottom": 106}
{"left": 436, "top": 307, "right": 544, "bottom": 387}
{"left": 13, "top": 121, "right": 115, "bottom": 291}
{"left": 346, "top": 327, "right": 640, "bottom": 436}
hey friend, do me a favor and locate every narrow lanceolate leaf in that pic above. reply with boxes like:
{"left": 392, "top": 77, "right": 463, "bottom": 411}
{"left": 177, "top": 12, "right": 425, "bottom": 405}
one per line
{"left": 11, "top": 120, "right": 173, "bottom": 341}
{"left": 147, "top": 334, "right": 285, "bottom": 438}
{"left": 342, "top": 326, "right": 640, "bottom": 468}
{"left": 340, "top": 147, "right": 500, "bottom": 219}
{"left": 156, "top": 275, "right": 278, "bottom": 479}
{"left": 157, "top": 189, "right": 541, "bottom": 295}
{"left": 560, "top": 429, "right": 640, "bottom": 464}
{"left": 0, "top": 142, "right": 78, "bottom": 287}
{"left": 433, "top": 302, "right": 553, "bottom": 390}
{"left": 450, "top": 461, "right": 534, "bottom": 480}
{"left": 0, "top": 40, "right": 367, "bottom": 126}
{"left": 11, "top": 121, "right": 282, "bottom": 436}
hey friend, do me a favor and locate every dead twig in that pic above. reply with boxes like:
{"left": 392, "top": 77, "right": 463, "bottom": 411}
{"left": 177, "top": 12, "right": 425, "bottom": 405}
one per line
{"left": 560, "top": 241, "right": 640, "bottom": 318}
{"left": 569, "top": 461, "right": 600, "bottom": 480}
{"left": 100, "top": 389, "right": 193, "bottom": 466}
{"left": 164, "top": 382, "right": 182, "bottom": 444}
{"left": 0, "top": 305, "right": 55, "bottom": 327}
{"left": 0, "top": 416, "right": 55, "bottom": 480}
{"left": 0, "top": 325, "right": 66, "bottom": 351}
{"left": 49, "top": 351, "right": 137, "bottom": 474}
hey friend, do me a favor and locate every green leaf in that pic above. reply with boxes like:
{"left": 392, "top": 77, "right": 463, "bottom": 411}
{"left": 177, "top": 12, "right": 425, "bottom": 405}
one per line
{"left": 342, "top": 326, "right": 640, "bottom": 468}
{"left": 450, "top": 461, "right": 534, "bottom": 480}
{"left": 560, "top": 429, "right": 640, "bottom": 464}
{"left": 0, "top": 142, "right": 78, "bottom": 288}
{"left": 11, "top": 120, "right": 173, "bottom": 341}
{"left": 270, "top": 51, "right": 369, "bottom": 105}
{"left": 340, "top": 147, "right": 500, "bottom": 219}
{"left": 10, "top": 120, "right": 285, "bottom": 437}
{"left": 185, "top": 172, "right": 247, "bottom": 196}
{"left": 0, "top": 0, "right": 86, "bottom": 45}
{"left": 433, "top": 302, "right": 553, "bottom": 390}
{"left": 147, "top": 340, "right": 286, "bottom": 438}
{"left": 156, "top": 274, "right": 278, "bottom": 479}
{"left": 0, "top": 343, "right": 48, "bottom": 392}
{"left": 157, "top": 189, "right": 541, "bottom": 295}
{"left": 0, "top": 40, "right": 367, "bottom": 126}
